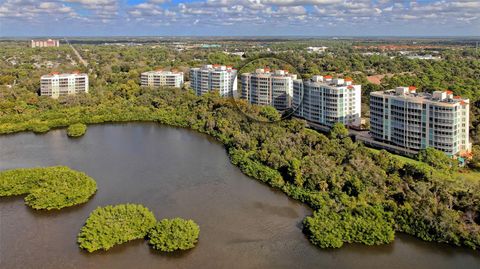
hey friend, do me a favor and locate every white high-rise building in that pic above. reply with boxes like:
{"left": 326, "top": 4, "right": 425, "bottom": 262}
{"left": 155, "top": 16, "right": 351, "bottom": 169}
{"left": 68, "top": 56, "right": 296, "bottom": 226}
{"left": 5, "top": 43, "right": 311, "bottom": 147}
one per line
{"left": 370, "top": 87, "right": 471, "bottom": 156}
{"left": 141, "top": 70, "right": 184, "bottom": 88}
{"left": 189, "top": 65, "right": 237, "bottom": 97}
{"left": 40, "top": 72, "right": 88, "bottom": 98}
{"left": 293, "top": 75, "right": 362, "bottom": 127}
{"left": 241, "top": 68, "right": 297, "bottom": 111}
{"left": 31, "top": 39, "right": 60, "bottom": 48}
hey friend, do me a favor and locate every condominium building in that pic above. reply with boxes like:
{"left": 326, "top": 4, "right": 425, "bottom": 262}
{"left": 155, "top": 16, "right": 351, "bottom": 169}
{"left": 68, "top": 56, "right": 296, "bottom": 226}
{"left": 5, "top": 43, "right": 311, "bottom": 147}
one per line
{"left": 31, "top": 39, "right": 60, "bottom": 48}
{"left": 141, "top": 70, "right": 184, "bottom": 88}
{"left": 189, "top": 65, "right": 237, "bottom": 97}
{"left": 40, "top": 72, "right": 89, "bottom": 98}
{"left": 241, "top": 68, "right": 297, "bottom": 111}
{"left": 306, "top": 46, "right": 328, "bottom": 53}
{"left": 293, "top": 75, "right": 362, "bottom": 127}
{"left": 370, "top": 87, "right": 471, "bottom": 156}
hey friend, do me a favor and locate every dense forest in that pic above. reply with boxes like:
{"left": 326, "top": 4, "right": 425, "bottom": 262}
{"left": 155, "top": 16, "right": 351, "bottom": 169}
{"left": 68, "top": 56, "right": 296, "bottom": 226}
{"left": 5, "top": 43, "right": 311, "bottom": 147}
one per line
{"left": 0, "top": 39, "right": 479, "bottom": 249}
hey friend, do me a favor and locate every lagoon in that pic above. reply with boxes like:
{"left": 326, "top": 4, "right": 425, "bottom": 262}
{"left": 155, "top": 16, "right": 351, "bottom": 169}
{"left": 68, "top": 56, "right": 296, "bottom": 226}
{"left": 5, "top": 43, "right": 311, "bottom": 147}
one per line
{"left": 0, "top": 123, "right": 478, "bottom": 269}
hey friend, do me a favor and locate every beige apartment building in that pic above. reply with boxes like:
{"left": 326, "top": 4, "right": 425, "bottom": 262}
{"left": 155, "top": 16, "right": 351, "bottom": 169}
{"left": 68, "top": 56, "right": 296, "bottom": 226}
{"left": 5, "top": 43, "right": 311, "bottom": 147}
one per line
{"left": 241, "top": 68, "right": 297, "bottom": 111}
{"left": 40, "top": 72, "right": 89, "bottom": 98}
{"left": 190, "top": 65, "right": 238, "bottom": 97}
{"left": 141, "top": 70, "right": 184, "bottom": 88}
{"left": 370, "top": 87, "right": 471, "bottom": 156}
{"left": 293, "top": 75, "right": 362, "bottom": 127}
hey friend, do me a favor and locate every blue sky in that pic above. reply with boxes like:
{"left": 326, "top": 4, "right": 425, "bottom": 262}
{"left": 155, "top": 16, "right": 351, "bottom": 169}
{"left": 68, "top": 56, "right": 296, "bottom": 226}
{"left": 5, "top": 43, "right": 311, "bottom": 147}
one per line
{"left": 0, "top": 0, "right": 479, "bottom": 37}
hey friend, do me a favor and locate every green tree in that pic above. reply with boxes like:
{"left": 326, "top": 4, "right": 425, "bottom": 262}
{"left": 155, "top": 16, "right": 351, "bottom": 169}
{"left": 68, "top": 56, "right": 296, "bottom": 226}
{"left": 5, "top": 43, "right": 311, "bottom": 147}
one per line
{"left": 78, "top": 204, "right": 156, "bottom": 252}
{"left": 288, "top": 158, "right": 304, "bottom": 187}
{"left": 329, "top": 122, "right": 349, "bottom": 139}
{"left": 260, "top": 106, "right": 281, "bottom": 122}
{"left": 418, "top": 147, "right": 458, "bottom": 172}
{"left": 67, "top": 123, "right": 87, "bottom": 137}
{"left": 469, "top": 145, "right": 480, "bottom": 170}
{"left": 148, "top": 218, "right": 200, "bottom": 252}
{"left": 0, "top": 166, "right": 97, "bottom": 210}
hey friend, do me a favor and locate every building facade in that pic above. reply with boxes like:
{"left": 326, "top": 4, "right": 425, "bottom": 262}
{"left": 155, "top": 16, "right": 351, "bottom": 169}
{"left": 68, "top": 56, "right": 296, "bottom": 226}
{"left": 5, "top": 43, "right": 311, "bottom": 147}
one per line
{"left": 293, "top": 75, "right": 362, "bottom": 127}
{"left": 189, "top": 65, "right": 237, "bottom": 97}
{"left": 306, "top": 46, "right": 328, "bottom": 53}
{"left": 241, "top": 69, "right": 297, "bottom": 111}
{"left": 370, "top": 87, "right": 471, "bottom": 156}
{"left": 40, "top": 72, "right": 89, "bottom": 98}
{"left": 141, "top": 70, "right": 184, "bottom": 88}
{"left": 31, "top": 39, "right": 60, "bottom": 48}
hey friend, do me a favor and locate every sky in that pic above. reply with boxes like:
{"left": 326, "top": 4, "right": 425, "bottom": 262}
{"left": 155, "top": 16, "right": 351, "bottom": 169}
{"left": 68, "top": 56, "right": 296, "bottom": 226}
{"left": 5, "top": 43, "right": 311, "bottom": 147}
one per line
{"left": 0, "top": 0, "right": 479, "bottom": 37}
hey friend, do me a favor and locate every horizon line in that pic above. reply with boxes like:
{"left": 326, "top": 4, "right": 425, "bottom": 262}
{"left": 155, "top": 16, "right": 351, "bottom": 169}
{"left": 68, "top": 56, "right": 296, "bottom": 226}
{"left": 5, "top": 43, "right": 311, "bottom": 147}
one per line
{"left": 1, "top": 35, "right": 480, "bottom": 39}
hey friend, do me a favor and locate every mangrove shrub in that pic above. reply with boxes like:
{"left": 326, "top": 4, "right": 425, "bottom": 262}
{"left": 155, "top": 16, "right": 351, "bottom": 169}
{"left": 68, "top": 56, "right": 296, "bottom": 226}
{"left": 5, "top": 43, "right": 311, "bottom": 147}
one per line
{"left": 303, "top": 206, "right": 395, "bottom": 248}
{"left": 78, "top": 204, "right": 156, "bottom": 252}
{"left": 0, "top": 166, "right": 97, "bottom": 210}
{"left": 67, "top": 123, "right": 87, "bottom": 137}
{"left": 148, "top": 218, "right": 200, "bottom": 252}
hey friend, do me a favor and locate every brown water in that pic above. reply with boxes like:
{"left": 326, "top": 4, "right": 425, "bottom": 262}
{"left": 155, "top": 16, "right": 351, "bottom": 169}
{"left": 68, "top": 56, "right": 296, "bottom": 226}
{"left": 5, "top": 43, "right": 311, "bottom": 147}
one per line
{"left": 0, "top": 123, "right": 478, "bottom": 269}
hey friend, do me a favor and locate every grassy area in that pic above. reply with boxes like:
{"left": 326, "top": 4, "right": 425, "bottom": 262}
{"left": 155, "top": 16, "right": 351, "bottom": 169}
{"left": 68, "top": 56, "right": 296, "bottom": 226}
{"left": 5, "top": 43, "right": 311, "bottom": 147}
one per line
{"left": 368, "top": 148, "right": 479, "bottom": 182}
{"left": 455, "top": 170, "right": 480, "bottom": 182}
{"left": 368, "top": 148, "right": 419, "bottom": 165}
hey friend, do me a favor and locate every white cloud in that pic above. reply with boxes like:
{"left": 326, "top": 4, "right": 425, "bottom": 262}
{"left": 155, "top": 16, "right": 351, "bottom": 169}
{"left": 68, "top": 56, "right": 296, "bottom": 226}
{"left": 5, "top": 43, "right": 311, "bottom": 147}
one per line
{"left": 275, "top": 6, "right": 306, "bottom": 15}
{"left": 0, "top": 0, "right": 77, "bottom": 20}
{"left": 0, "top": 0, "right": 479, "bottom": 34}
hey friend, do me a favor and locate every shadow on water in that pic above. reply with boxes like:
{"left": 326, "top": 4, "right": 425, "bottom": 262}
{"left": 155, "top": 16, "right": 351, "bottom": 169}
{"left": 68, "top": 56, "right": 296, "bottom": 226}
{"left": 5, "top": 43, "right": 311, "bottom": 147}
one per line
{"left": 25, "top": 195, "right": 97, "bottom": 218}
{"left": 77, "top": 239, "right": 148, "bottom": 257}
{"left": 249, "top": 201, "right": 300, "bottom": 219}
{"left": 0, "top": 195, "right": 24, "bottom": 204}
{"left": 394, "top": 233, "right": 479, "bottom": 257}
{"left": 0, "top": 194, "right": 91, "bottom": 218}
{"left": 148, "top": 243, "right": 197, "bottom": 259}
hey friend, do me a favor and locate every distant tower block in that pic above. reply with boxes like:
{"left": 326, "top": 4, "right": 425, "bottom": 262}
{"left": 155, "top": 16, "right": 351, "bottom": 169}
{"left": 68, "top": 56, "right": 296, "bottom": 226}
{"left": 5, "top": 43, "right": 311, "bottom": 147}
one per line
{"left": 141, "top": 70, "right": 184, "bottom": 88}
{"left": 31, "top": 39, "right": 60, "bottom": 48}
{"left": 40, "top": 72, "right": 88, "bottom": 98}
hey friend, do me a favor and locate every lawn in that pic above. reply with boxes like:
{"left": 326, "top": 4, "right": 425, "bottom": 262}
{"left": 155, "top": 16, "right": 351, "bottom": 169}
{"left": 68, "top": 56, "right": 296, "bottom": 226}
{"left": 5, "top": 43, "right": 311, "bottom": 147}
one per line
{"left": 367, "top": 148, "right": 479, "bottom": 182}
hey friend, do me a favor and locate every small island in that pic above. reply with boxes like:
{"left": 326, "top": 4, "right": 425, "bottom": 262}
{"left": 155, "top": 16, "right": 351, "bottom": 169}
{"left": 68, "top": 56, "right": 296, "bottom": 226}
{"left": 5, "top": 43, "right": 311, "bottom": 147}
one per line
{"left": 0, "top": 166, "right": 97, "bottom": 210}
{"left": 148, "top": 218, "right": 200, "bottom": 252}
{"left": 67, "top": 123, "right": 87, "bottom": 137}
{"left": 78, "top": 204, "right": 157, "bottom": 252}
{"left": 78, "top": 204, "right": 200, "bottom": 253}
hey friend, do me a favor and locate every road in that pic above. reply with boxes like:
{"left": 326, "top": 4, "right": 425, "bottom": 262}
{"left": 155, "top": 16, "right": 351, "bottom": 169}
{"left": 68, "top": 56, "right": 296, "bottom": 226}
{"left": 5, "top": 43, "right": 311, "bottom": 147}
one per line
{"left": 64, "top": 38, "right": 88, "bottom": 67}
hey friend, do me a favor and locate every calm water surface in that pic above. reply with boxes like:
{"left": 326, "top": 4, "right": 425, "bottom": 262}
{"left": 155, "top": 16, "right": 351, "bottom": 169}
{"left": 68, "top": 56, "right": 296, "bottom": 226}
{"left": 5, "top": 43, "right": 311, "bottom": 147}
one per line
{"left": 0, "top": 123, "right": 478, "bottom": 269}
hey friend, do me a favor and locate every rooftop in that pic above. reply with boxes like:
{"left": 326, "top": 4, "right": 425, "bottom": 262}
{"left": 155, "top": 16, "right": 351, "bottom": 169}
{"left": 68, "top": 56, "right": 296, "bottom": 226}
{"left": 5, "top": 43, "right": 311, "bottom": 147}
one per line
{"left": 41, "top": 72, "right": 87, "bottom": 79}
{"left": 142, "top": 70, "right": 183, "bottom": 75}
{"left": 296, "top": 75, "right": 358, "bottom": 88}
{"left": 191, "top": 64, "right": 236, "bottom": 72}
{"left": 242, "top": 68, "right": 297, "bottom": 79}
{"left": 372, "top": 87, "right": 469, "bottom": 105}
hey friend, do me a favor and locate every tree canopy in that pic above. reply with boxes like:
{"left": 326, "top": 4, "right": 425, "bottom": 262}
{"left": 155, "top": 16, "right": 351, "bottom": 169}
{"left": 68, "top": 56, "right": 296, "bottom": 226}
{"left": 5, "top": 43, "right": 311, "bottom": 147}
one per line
{"left": 0, "top": 166, "right": 97, "bottom": 210}
{"left": 303, "top": 206, "right": 395, "bottom": 248}
{"left": 148, "top": 218, "right": 200, "bottom": 252}
{"left": 67, "top": 123, "right": 87, "bottom": 137}
{"left": 77, "top": 204, "right": 156, "bottom": 252}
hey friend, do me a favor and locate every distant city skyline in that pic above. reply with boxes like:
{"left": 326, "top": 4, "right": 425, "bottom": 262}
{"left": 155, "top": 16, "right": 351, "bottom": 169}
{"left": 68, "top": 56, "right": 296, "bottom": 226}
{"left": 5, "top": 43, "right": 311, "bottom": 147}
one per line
{"left": 0, "top": 0, "right": 479, "bottom": 37}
